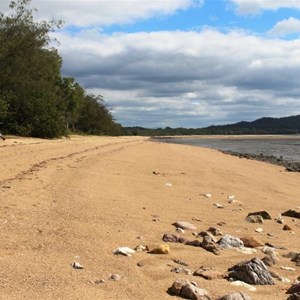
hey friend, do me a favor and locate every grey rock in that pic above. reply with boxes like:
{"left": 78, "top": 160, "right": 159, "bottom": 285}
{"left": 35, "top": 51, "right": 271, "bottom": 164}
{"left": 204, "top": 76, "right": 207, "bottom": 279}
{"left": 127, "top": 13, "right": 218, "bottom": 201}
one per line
{"left": 218, "top": 234, "right": 244, "bottom": 249}
{"left": 174, "top": 259, "right": 189, "bottom": 266}
{"left": 247, "top": 211, "right": 272, "bottom": 219}
{"left": 228, "top": 258, "right": 274, "bottom": 285}
{"left": 181, "top": 283, "right": 211, "bottom": 300}
{"left": 218, "top": 292, "right": 252, "bottom": 300}
{"left": 170, "top": 279, "right": 189, "bottom": 296}
{"left": 291, "top": 253, "right": 300, "bottom": 266}
{"left": 262, "top": 254, "right": 278, "bottom": 267}
{"left": 245, "top": 215, "right": 264, "bottom": 223}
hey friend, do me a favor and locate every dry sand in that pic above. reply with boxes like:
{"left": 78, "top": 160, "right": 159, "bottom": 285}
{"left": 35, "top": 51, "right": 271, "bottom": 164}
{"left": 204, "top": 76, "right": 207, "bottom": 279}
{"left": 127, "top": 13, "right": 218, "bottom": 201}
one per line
{"left": 0, "top": 135, "right": 299, "bottom": 299}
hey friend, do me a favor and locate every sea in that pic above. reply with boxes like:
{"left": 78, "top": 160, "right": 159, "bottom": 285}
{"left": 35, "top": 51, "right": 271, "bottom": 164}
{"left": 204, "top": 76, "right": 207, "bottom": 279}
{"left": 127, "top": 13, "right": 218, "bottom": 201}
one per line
{"left": 159, "top": 136, "right": 300, "bottom": 163}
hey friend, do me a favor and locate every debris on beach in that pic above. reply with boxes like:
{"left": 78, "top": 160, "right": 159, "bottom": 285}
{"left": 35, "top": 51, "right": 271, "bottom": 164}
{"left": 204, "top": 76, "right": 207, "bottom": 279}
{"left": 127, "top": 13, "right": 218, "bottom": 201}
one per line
{"left": 173, "top": 221, "right": 197, "bottom": 231}
{"left": 113, "top": 247, "right": 135, "bottom": 256}
{"left": 228, "top": 258, "right": 274, "bottom": 285}
{"left": 148, "top": 244, "right": 170, "bottom": 254}
{"left": 169, "top": 279, "right": 211, "bottom": 299}
{"left": 71, "top": 262, "right": 84, "bottom": 269}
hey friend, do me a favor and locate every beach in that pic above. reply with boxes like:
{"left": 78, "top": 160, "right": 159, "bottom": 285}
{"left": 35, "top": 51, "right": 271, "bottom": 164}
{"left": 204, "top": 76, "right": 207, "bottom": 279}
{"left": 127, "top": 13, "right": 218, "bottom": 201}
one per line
{"left": 0, "top": 135, "right": 299, "bottom": 299}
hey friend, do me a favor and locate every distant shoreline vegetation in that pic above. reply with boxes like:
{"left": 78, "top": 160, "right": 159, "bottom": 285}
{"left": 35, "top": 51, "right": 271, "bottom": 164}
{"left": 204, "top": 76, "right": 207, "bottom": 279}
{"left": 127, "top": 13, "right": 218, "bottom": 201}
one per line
{"left": 124, "top": 115, "right": 300, "bottom": 136}
{"left": 0, "top": 0, "right": 122, "bottom": 138}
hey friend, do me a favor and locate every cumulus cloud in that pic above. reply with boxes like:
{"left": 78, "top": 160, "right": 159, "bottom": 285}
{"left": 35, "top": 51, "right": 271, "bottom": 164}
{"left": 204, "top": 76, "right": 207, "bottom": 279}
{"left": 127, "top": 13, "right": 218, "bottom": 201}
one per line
{"left": 269, "top": 17, "right": 300, "bottom": 37}
{"left": 229, "top": 0, "right": 300, "bottom": 15}
{"left": 52, "top": 28, "right": 300, "bottom": 127}
{"left": 0, "top": 0, "right": 202, "bottom": 27}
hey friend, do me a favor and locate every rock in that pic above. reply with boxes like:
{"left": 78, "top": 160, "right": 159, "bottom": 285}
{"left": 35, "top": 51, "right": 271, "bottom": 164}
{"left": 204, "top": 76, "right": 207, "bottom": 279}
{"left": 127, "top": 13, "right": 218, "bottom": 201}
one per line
{"left": 218, "top": 234, "right": 244, "bottom": 249}
{"left": 230, "top": 280, "right": 256, "bottom": 292}
{"left": 247, "top": 211, "right": 272, "bottom": 220}
{"left": 185, "top": 240, "right": 202, "bottom": 247}
{"left": 254, "top": 228, "right": 263, "bottom": 233}
{"left": 148, "top": 244, "right": 170, "bottom": 254}
{"left": 287, "top": 283, "right": 300, "bottom": 294}
{"left": 275, "top": 215, "right": 284, "bottom": 224}
{"left": 176, "top": 227, "right": 185, "bottom": 233}
{"left": 181, "top": 283, "right": 211, "bottom": 300}
{"left": 207, "top": 226, "right": 223, "bottom": 236}
{"left": 291, "top": 253, "right": 300, "bottom": 266}
{"left": 171, "top": 267, "right": 192, "bottom": 275}
{"left": 262, "top": 255, "right": 278, "bottom": 267}
{"left": 282, "top": 210, "right": 300, "bottom": 219}
{"left": 108, "top": 274, "right": 121, "bottom": 281}
{"left": 197, "top": 231, "right": 218, "bottom": 243}
{"left": 245, "top": 215, "right": 264, "bottom": 223}
{"left": 170, "top": 279, "right": 189, "bottom": 296}
{"left": 228, "top": 258, "right": 274, "bottom": 285}
{"left": 283, "top": 252, "right": 298, "bottom": 259}
{"left": 134, "top": 245, "right": 149, "bottom": 252}
{"left": 202, "top": 235, "right": 220, "bottom": 255}
{"left": 113, "top": 247, "right": 135, "bottom": 256}
{"left": 240, "top": 236, "right": 264, "bottom": 248}
{"left": 173, "top": 221, "right": 197, "bottom": 231}
{"left": 94, "top": 279, "right": 106, "bottom": 284}
{"left": 287, "top": 293, "right": 300, "bottom": 300}
{"left": 218, "top": 292, "right": 252, "bottom": 300}
{"left": 283, "top": 224, "right": 293, "bottom": 231}
{"left": 214, "top": 203, "right": 224, "bottom": 208}
{"left": 72, "top": 262, "right": 84, "bottom": 269}
{"left": 162, "top": 233, "right": 187, "bottom": 244}
{"left": 193, "top": 266, "right": 224, "bottom": 280}
{"left": 174, "top": 259, "right": 189, "bottom": 266}
{"left": 137, "top": 262, "right": 144, "bottom": 267}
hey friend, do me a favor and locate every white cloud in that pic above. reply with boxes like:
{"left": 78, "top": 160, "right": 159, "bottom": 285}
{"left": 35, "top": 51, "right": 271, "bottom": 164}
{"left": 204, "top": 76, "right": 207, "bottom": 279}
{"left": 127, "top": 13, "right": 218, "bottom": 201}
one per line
{"left": 52, "top": 28, "right": 300, "bottom": 127}
{"left": 269, "top": 17, "right": 300, "bottom": 37}
{"left": 229, "top": 0, "right": 300, "bottom": 15}
{"left": 0, "top": 0, "right": 201, "bottom": 27}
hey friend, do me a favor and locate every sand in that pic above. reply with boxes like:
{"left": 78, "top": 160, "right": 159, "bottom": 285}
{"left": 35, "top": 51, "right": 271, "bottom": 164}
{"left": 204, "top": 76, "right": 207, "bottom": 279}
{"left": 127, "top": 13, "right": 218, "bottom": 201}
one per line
{"left": 0, "top": 135, "right": 299, "bottom": 299}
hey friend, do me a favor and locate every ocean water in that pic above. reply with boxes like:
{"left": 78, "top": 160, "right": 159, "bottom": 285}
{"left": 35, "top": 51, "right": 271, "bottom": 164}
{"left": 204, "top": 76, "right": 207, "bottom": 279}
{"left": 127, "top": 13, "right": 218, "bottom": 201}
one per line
{"left": 160, "top": 137, "right": 300, "bottom": 163}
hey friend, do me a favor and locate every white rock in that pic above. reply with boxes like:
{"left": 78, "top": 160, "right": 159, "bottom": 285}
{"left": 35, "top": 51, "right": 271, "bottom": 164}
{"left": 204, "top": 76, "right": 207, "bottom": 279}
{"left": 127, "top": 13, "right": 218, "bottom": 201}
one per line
{"left": 113, "top": 247, "right": 135, "bottom": 256}
{"left": 72, "top": 262, "right": 84, "bottom": 269}
{"left": 230, "top": 280, "right": 256, "bottom": 292}
{"left": 214, "top": 203, "right": 224, "bottom": 208}
{"left": 165, "top": 183, "right": 173, "bottom": 187}
{"left": 255, "top": 228, "right": 263, "bottom": 233}
{"left": 204, "top": 193, "right": 212, "bottom": 198}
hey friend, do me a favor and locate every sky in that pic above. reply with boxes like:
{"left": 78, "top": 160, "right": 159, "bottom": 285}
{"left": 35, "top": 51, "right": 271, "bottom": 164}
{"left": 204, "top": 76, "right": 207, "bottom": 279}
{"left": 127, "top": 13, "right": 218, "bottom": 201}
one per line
{"left": 2, "top": 0, "right": 300, "bottom": 128}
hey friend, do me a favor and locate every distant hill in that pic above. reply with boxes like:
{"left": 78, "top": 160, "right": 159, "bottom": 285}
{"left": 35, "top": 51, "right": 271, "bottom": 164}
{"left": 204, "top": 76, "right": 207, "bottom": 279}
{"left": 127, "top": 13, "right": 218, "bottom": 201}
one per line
{"left": 124, "top": 115, "right": 300, "bottom": 136}
{"left": 204, "top": 115, "right": 300, "bottom": 135}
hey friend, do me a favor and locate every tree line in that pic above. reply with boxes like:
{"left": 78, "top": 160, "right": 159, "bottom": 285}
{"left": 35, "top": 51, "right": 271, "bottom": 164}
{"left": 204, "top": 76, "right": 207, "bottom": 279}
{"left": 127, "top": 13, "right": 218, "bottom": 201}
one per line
{"left": 0, "top": 0, "right": 122, "bottom": 138}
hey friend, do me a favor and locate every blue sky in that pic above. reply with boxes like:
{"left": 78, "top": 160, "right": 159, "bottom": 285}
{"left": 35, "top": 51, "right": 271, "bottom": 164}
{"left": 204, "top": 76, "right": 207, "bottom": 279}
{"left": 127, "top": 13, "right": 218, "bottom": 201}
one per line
{"left": 2, "top": 0, "right": 300, "bottom": 128}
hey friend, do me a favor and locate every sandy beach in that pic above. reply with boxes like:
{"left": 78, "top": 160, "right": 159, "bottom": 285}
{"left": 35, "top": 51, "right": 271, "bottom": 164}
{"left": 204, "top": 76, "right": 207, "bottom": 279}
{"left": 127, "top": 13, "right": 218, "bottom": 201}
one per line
{"left": 0, "top": 135, "right": 299, "bottom": 299}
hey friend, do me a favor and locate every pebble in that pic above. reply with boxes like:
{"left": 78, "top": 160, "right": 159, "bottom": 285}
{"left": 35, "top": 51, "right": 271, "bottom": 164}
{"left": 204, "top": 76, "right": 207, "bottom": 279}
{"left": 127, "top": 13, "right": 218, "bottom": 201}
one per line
{"left": 254, "top": 227, "right": 263, "bottom": 233}
{"left": 214, "top": 203, "right": 224, "bottom": 209}
{"left": 137, "top": 262, "right": 145, "bottom": 267}
{"left": 280, "top": 266, "right": 296, "bottom": 271}
{"left": 72, "top": 262, "right": 84, "bottom": 269}
{"left": 176, "top": 227, "right": 185, "bottom": 233}
{"left": 204, "top": 193, "right": 212, "bottom": 198}
{"left": 174, "top": 259, "right": 189, "bottom": 266}
{"left": 109, "top": 274, "right": 121, "bottom": 281}
{"left": 283, "top": 224, "right": 293, "bottom": 231}
{"left": 173, "top": 221, "right": 197, "bottom": 230}
{"left": 165, "top": 183, "right": 173, "bottom": 187}
{"left": 113, "top": 247, "right": 135, "bottom": 256}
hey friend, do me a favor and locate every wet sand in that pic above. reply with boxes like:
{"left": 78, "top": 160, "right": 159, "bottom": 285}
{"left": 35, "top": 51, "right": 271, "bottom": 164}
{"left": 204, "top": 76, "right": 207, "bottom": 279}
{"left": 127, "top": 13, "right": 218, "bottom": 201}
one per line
{"left": 0, "top": 135, "right": 299, "bottom": 299}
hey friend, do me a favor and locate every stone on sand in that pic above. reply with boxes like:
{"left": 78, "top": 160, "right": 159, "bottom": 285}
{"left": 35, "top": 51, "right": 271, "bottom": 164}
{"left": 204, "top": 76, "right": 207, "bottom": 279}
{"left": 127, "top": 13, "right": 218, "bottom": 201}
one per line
{"left": 218, "top": 292, "right": 252, "bottom": 300}
{"left": 218, "top": 234, "right": 244, "bottom": 249}
{"left": 240, "top": 236, "right": 264, "bottom": 248}
{"left": 247, "top": 211, "right": 272, "bottom": 220}
{"left": 173, "top": 221, "right": 197, "bottom": 231}
{"left": 148, "top": 244, "right": 170, "bottom": 254}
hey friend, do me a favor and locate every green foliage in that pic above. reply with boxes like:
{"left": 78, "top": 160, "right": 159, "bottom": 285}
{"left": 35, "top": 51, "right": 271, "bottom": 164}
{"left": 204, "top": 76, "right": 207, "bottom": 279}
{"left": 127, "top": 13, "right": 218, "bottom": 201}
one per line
{"left": 0, "top": 0, "right": 122, "bottom": 138}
